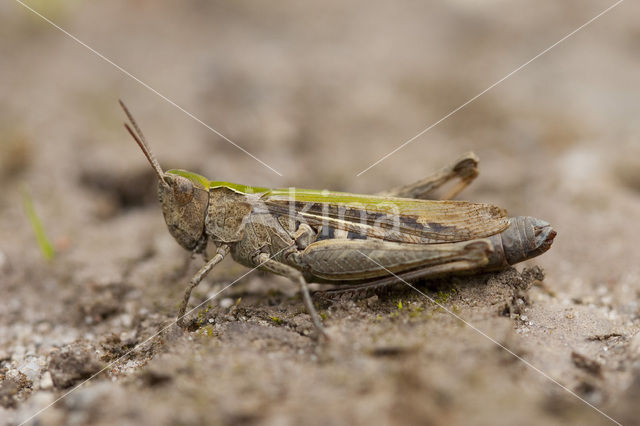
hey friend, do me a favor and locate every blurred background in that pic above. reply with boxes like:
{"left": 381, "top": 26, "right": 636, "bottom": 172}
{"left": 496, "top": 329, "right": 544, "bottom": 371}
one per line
{"left": 1, "top": 0, "right": 639, "bottom": 424}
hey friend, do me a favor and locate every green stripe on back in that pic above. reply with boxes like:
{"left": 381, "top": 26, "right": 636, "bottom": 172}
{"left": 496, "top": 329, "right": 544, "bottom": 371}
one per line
{"left": 166, "top": 169, "right": 211, "bottom": 189}
{"left": 166, "top": 170, "right": 500, "bottom": 214}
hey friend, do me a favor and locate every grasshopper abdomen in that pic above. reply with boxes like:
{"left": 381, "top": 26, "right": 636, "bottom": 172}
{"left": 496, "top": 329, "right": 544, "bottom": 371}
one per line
{"left": 492, "top": 216, "right": 556, "bottom": 267}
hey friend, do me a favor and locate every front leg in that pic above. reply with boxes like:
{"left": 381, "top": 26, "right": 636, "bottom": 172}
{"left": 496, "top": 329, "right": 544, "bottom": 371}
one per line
{"left": 254, "top": 252, "right": 328, "bottom": 339}
{"left": 177, "top": 244, "right": 230, "bottom": 328}
{"left": 379, "top": 151, "right": 479, "bottom": 200}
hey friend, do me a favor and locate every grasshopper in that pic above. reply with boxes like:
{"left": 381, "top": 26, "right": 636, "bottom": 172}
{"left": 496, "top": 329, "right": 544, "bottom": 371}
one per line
{"left": 120, "top": 101, "right": 556, "bottom": 336}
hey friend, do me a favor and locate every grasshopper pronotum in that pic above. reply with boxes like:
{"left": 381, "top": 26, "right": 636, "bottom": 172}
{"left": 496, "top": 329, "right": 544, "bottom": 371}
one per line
{"left": 120, "top": 101, "right": 555, "bottom": 337}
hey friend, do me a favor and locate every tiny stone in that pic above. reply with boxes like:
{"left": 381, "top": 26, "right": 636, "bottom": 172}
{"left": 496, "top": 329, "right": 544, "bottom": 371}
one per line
{"left": 219, "top": 298, "right": 234, "bottom": 309}
{"left": 12, "top": 346, "right": 26, "bottom": 362}
{"left": 18, "top": 358, "right": 41, "bottom": 381}
{"left": 40, "top": 371, "right": 53, "bottom": 390}
{"left": 36, "top": 322, "right": 52, "bottom": 334}
{"left": 48, "top": 343, "right": 104, "bottom": 389}
{"left": 119, "top": 314, "right": 133, "bottom": 328}
{"left": 630, "top": 333, "right": 640, "bottom": 355}
{"left": 365, "top": 295, "right": 379, "bottom": 308}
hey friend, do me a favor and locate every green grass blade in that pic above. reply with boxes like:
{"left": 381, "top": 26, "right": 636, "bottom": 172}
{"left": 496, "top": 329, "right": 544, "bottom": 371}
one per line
{"left": 21, "top": 187, "right": 55, "bottom": 261}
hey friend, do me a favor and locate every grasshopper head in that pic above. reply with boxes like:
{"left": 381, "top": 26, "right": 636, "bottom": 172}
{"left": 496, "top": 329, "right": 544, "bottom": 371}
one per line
{"left": 120, "top": 100, "right": 210, "bottom": 252}
{"left": 158, "top": 170, "right": 210, "bottom": 251}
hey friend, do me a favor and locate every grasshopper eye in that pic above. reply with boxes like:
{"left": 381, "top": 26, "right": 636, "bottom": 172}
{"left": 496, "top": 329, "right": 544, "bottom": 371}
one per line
{"left": 173, "top": 177, "right": 194, "bottom": 205}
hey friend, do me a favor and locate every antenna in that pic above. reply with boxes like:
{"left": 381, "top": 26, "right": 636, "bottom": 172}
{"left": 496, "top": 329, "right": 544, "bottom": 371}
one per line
{"left": 119, "top": 100, "right": 168, "bottom": 187}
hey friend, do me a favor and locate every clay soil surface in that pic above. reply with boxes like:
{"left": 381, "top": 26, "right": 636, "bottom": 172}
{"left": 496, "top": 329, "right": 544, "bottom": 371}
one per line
{"left": 1, "top": 1, "right": 640, "bottom": 425}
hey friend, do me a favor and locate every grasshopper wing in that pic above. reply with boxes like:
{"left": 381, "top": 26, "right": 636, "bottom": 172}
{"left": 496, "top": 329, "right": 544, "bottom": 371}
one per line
{"left": 261, "top": 189, "right": 509, "bottom": 244}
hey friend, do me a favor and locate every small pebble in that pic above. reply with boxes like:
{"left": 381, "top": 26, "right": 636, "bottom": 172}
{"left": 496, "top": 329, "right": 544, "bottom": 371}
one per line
{"left": 12, "top": 346, "right": 26, "bottom": 362}
{"left": 40, "top": 371, "right": 53, "bottom": 390}
{"left": 35, "top": 322, "right": 52, "bottom": 334}
{"left": 219, "top": 298, "right": 234, "bottom": 309}
{"left": 630, "top": 333, "right": 640, "bottom": 355}
{"left": 18, "top": 358, "right": 41, "bottom": 381}
{"left": 119, "top": 314, "right": 133, "bottom": 328}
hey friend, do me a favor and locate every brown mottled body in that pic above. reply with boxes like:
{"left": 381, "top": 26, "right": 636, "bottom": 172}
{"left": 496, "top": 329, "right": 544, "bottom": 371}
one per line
{"left": 120, "top": 102, "right": 556, "bottom": 337}
{"left": 210, "top": 190, "right": 554, "bottom": 287}
{"left": 172, "top": 156, "right": 555, "bottom": 337}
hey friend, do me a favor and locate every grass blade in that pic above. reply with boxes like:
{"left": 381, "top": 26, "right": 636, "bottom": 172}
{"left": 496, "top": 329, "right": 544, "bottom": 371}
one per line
{"left": 21, "top": 186, "right": 55, "bottom": 261}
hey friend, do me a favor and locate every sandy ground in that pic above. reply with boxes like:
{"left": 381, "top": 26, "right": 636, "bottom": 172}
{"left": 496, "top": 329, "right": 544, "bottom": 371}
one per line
{"left": 1, "top": 0, "right": 640, "bottom": 425}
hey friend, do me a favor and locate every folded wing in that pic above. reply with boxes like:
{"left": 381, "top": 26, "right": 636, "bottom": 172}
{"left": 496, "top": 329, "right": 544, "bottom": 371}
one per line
{"left": 261, "top": 189, "right": 509, "bottom": 244}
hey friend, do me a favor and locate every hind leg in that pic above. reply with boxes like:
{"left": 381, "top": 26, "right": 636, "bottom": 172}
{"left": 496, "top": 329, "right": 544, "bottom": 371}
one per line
{"left": 254, "top": 252, "right": 328, "bottom": 339}
{"left": 378, "top": 152, "right": 479, "bottom": 200}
